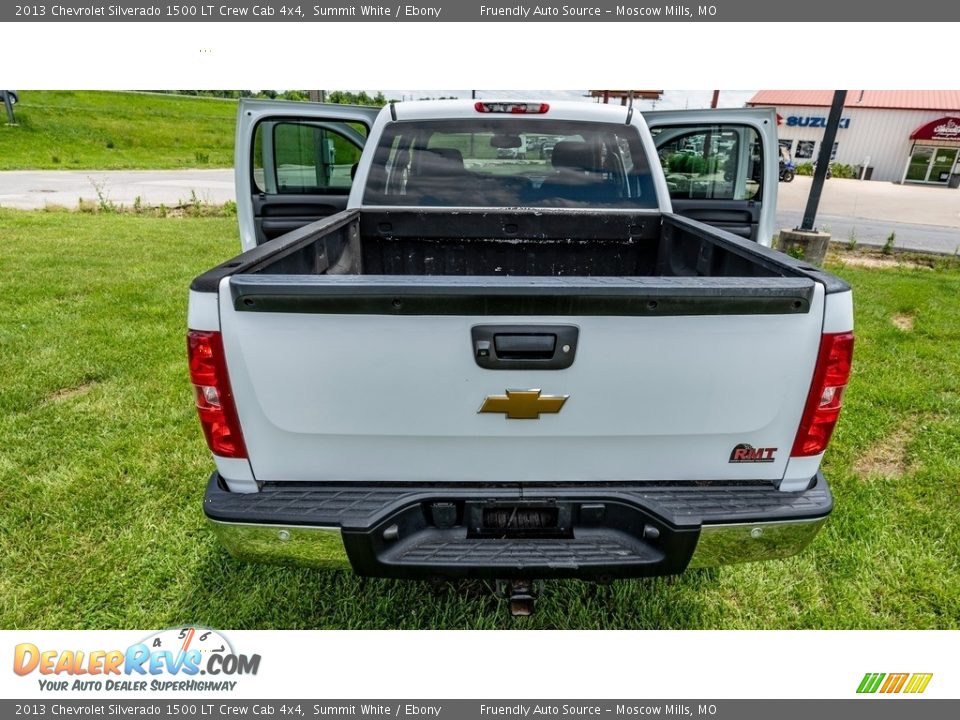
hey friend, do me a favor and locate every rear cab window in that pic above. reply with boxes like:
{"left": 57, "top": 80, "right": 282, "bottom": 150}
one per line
{"left": 363, "top": 118, "right": 657, "bottom": 209}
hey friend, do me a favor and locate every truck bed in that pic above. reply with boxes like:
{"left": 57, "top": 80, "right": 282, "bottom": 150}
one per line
{"left": 195, "top": 208, "right": 839, "bottom": 285}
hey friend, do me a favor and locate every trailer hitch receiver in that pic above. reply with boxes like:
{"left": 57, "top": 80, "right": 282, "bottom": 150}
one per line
{"left": 497, "top": 579, "right": 544, "bottom": 617}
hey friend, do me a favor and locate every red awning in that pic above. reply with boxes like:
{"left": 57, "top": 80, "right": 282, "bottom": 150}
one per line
{"left": 910, "top": 116, "right": 960, "bottom": 141}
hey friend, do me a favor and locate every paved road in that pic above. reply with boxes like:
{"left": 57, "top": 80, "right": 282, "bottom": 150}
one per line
{"left": 776, "top": 211, "right": 960, "bottom": 255}
{"left": 2, "top": 169, "right": 960, "bottom": 254}
{"left": 775, "top": 175, "right": 960, "bottom": 254}
{"left": 0, "top": 169, "right": 235, "bottom": 210}
{"left": 777, "top": 175, "right": 960, "bottom": 226}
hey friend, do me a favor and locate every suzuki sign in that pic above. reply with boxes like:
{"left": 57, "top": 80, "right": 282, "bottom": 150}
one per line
{"left": 783, "top": 115, "right": 851, "bottom": 129}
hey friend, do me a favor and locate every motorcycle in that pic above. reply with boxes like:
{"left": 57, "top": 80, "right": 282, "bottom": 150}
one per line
{"left": 779, "top": 146, "right": 796, "bottom": 182}
{"left": 779, "top": 159, "right": 796, "bottom": 182}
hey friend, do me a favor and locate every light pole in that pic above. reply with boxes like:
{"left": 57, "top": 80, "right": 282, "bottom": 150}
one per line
{"left": 778, "top": 90, "right": 848, "bottom": 265}
{"left": 801, "top": 90, "right": 848, "bottom": 231}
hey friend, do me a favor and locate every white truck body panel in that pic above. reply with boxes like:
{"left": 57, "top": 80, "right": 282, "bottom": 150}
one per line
{"left": 187, "top": 289, "right": 220, "bottom": 331}
{"left": 218, "top": 276, "right": 825, "bottom": 484}
{"left": 214, "top": 455, "right": 257, "bottom": 493}
{"left": 822, "top": 289, "right": 855, "bottom": 333}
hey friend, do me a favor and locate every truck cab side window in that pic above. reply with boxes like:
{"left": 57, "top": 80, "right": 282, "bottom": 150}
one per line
{"left": 653, "top": 125, "right": 761, "bottom": 201}
{"left": 253, "top": 119, "right": 365, "bottom": 195}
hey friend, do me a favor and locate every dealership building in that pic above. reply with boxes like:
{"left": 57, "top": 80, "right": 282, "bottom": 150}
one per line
{"left": 747, "top": 90, "right": 960, "bottom": 186}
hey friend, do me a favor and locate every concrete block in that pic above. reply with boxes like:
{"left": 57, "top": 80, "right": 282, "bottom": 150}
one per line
{"left": 777, "top": 228, "right": 831, "bottom": 266}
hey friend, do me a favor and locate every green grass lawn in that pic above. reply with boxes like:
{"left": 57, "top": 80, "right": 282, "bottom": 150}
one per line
{"left": 1, "top": 210, "right": 958, "bottom": 629}
{"left": 0, "top": 91, "right": 236, "bottom": 170}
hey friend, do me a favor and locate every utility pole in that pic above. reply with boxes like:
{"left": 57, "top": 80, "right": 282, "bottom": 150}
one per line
{"left": 801, "top": 90, "right": 847, "bottom": 231}
{"left": 778, "top": 90, "right": 848, "bottom": 266}
{"left": 710, "top": 90, "right": 720, "bottom": 108}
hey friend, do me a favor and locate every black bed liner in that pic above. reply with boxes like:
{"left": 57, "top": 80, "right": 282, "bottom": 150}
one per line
{"left": 191, "top": 208, "right": 851, "bottom": 296}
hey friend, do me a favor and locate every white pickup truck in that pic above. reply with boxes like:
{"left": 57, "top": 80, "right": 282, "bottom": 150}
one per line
{"left": 188, "top": 98, "right": 853, "bottom": 607}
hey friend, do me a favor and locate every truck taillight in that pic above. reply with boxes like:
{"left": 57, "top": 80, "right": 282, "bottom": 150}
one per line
{"left": 474, "top": 101, "right": 549, "bottom": 114}
{"left": 187, "top": 330, "right": 247, "bottom": 459}
{"left": 791, "top": 331, "right": 854, "bottom": 457}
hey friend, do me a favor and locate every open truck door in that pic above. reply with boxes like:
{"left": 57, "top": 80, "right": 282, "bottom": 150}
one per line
{"left": 644, "top": 107, "right": 779, "bottom": 245}
{"left": 235, "top": 98, "right": 380, "bottom": 250}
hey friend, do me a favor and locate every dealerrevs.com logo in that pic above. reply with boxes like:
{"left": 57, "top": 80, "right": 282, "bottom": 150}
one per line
{"left": 13, "top": 627, "right": 260, "bottom": 692}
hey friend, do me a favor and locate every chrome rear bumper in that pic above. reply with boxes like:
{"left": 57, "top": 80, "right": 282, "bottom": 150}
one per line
{"left": 205, "top": 472, "right": 832, "bottom": 577}
{"left": 207, "top": 516, "right": 828, "bottom": 574}
{"left": 687, "top": 516, "right": 828, "bottom": 568}
{"left": 209, "top": 520, "right": 351, "bottom": 570}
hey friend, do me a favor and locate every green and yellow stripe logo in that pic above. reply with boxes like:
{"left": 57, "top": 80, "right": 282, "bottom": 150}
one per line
{"left": 857, "top": 672, "right": 933, "bottom": 694}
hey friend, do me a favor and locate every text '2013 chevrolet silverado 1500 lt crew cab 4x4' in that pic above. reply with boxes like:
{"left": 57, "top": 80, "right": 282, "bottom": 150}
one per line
{"left": 187, "top": 98, "right": 853, "bottom": 611}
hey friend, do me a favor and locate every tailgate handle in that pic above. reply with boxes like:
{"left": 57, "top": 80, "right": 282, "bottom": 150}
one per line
{"left": 472, "top": 324, "right": 578, "bottom": 370}
{"left": 494, "top": 334, "right": 556, "bottom": 359}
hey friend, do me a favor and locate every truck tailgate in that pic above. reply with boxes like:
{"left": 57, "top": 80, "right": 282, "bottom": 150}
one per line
{"left": 219, "top": 275, "right": 824, "bottom": 484}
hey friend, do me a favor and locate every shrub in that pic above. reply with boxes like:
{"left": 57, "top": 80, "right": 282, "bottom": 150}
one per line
{"left": 883, "top": 232, "right": 896, "bottom": 255}
{"left": 846, "top": 228, "right": 857, "bottom": 251}
{"left": 830, "top": 163, "right": 857, "bottom": 179}
{"left": 794, "top": 162, "right": 855, "bottom": 178}
{"left": 666, "top": 153, "right": 720, "bottom": 175}
{"left": 666, "top": 153, "right": 688, "bottom": 173}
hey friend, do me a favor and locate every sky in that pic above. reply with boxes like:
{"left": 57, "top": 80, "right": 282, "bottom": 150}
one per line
{"left": 377, "top": 90, "right": 759, "bottom": 109}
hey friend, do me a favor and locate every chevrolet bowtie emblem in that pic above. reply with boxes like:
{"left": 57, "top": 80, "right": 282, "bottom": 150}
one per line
{"left": 478, "top": 389, "right": 569, "bottom": 420}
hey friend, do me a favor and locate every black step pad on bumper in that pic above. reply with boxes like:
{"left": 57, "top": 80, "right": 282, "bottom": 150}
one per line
{"left": 383, "top": 529, "right": 663, "bottom": 575}
{"left": 341, "top": 498, "right": 694, "bottom": 580}
{"left": 204, "top": 474, "right": 832, "bottom": 530}
{"left": 391, "top": 534, "right": 658, "bottom": 568}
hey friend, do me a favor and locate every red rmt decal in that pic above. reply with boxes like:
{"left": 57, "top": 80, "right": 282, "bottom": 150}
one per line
{"left": 729, "top": 443, "right": 777, "bottom": 463}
